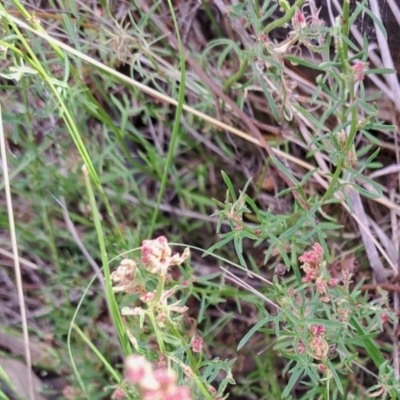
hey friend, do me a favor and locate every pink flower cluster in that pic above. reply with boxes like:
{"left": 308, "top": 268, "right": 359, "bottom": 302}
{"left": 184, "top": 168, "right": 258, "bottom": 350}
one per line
{"left": 299, "top": 243, "right": 324, "bottom": 283}
{"left": 297, "top": 324, "right": 330, "bottom": 361}
{"left": 141, "top": 236, "right": 190, "bottom": 277}
{"left": 310, "top": 325, "right": 326, "bottom": 337}
{"left": 299, "top": 243, "right": 324, "bottom": 267}
{"left": 309, "top": 325, "right": 329, "bottom": 360}
{"left": 299, "top": 243, "right": 339, "bottom": 302}
{"left": 191, "top": 337, "right": 203, "bottom": 353}
{"left": 292, "top": 10, "right": 307, "bottom": 30}
{"left": 111, "top": 259, "right": 142, "bottom": 294}
{"left": 121, "top": 355, "right": 192, "bottom": 400}
{"left": 351, "top": 61, "right": 368, "bottom": 82}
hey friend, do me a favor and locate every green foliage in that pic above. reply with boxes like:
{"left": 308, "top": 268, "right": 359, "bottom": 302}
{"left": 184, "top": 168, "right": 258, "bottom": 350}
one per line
{"left": 0, "top": 0, "right": 398, "bottom": 399}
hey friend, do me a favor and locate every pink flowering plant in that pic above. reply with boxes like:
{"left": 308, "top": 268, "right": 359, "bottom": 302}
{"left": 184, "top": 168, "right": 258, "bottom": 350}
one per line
{"left": 209, "top": 170, "right": 400, "bottom": 397}
{"left": 110, "top": 236, "right": 233, "bottom": 399}
{"left": 234, "top": 241, "right": 398, "bottom": 398}
{"left": 203, "top": 0, "right": 400, "bottom": 397}
{"left": 213, "top": 0, "right": 389, "bottom": 203}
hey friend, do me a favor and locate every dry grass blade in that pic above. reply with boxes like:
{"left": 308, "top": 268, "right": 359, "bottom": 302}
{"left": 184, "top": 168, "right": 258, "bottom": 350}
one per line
{"left": 369, "top": 0, "right": 400, "bottom": 111}
{"left": 0, "top": 248, "right": 39, "bottom": 270}
{"left": 0, "top": 106, "right": 34, "bottom": 399}
{"left": 390, "top": 185, "right": 400, "bottom": 380}
{"left": 347, "top": 188, "right": 386, "bottom": 283}
{"left": 220, "top": 267, "right": 279, "bottom": 311}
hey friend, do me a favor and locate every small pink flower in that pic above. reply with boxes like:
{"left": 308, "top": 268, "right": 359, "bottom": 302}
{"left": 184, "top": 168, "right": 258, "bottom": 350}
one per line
{"left": 310, "top": 336, "right": 329, "bottom": 360}
{"left": 161, "top": 288, "right": 175, "bottom": 301}
{"left": 111, "top": 259, "right": 140, "bottom": 293}
{"left": 125, "top": 355, "right": 158, "bottom": 390}
{"left": 153, "top": 369, "right": 176, "bottom": 389}
{"left": 111, "top": 386, "right": 126, "bottom": 400}
{"left": 158, "top": 355, "right": 167, "bottom": 369}
{"left": 337, "top": 308, "right": 349, "bottom": 322}
{"left": 208, "top": 386, "right": 217, "bottom": 395}
{"left": 157, "top": 312, "right": 167, "bottom": 328}
{"left": 293, "top": 10, "right": 307, "bottom": 29}
{"left": 124, "top": 355, "right": 191, "bottom": 399}
{"left": 141, "top": 236, "right": 170, "bottom": 267}
{"left": 141, "top": 237, "right": 190, "bottom": 276}
{"left": 380, "top": 313, "right": 390, "bottom": 324}
{"left": 192, "top": 337, "right": 203, "bottom": 353}
{"left": 316, "top": 276, "right": 327, "bottom": 295}
{"left": 297, "top": 340, "right": 306, "bottom": 354}
{"left": 352, "top": 61, "right": 368, "bottom": 82}
{"left": 310, "top": 325, "right": 326, "bottom": 337}
{"left": 299, "top": 243, "right": 324, "bottom": 267}
{"left": 140, "top": 291, "right": 156, "bottom": 303}
{"left": 328, "top": 278, "right": 339, "bottom": 287}
{"left": 318, "top": 364, "right": 327, "bottom": 372}
{"left": 302, "top": 270, "right": 317, "bottom": 283}
{"left": 170, "top": 304, "right": 189, "bottom": 313}
{"left": 165, "top": 386, "right": 192, "bottom": 400}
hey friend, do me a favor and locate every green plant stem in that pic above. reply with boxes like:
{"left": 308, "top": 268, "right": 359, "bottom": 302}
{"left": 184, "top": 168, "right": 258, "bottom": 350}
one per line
{"left": 149, "top": 275, "right": 167, "bottom": 353}
{"left": 73, "top": 324, "right": 124, "bottom": 385}
{"left": 67, "top": 268, "right": 102, "bottom": 399}
{"left": 254, "top": 0, "right": 260, "bottom": 18}
{"left": 156, "top": 276, "right": 166, "bottom": 301}
{"left": 201, "top": 0, "right": 223, "bottom": 38}
{"left": 168, "top": 354, "right": 213, "bottom": 400}
{"left": 148, "top": 312, "right": 166, "bottom": 354}
{"left": 3, "top": 2, "right": 125, "bottom": 241}
{"left": 321, "top": 0, "right": 357, "bottom": 203}
{"left": 148, "top": 0, "right": 186, "bottom": 238}
{"left": 341, "top": 0, "right": 350, "bottom": 57}
{"left": 263, "top": 0, "right": 305, "bottom": 35}
{"left": 83, "top": 166, "right": 131, "bottom": 356}
{"left": 166, "top": 325, "right": 213, "bottom": 399}
{"left": 223, "top": 58, "right": 249, "bottom": 93}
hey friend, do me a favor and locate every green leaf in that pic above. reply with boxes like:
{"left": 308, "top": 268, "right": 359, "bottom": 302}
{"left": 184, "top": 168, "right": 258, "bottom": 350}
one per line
{"left": 271, "top": 157, "right": 298, "bottom": 186}
{"left": 221, "top": 171, "right": 237, "bottom": 202}
{"left": 362, "top": 6, "right": 387, "bottom": 39}
{"left": 305, "top": 318, "right": 345, "bottom": 329}
{"left": 368, "top": 123, "right": 395, "bottom": 131}
{"left": 245, "top": 195, "right": 263, "bottom": 220}
{"left": 218, "top": 43, "right": 235, "bottom": 70}
{"left": 205, "top": 233, "right": 235, "bottom": 254}
{"left": 366, "top": 68, "right": 395, "bottom": 75}
{"left": 237, "top": 317, "right": 270, "bottom": 350}
{"left": 326, "top": 359, "right": 343, "bottom": 394}
{"left": 292, "top": 103, "right": 329, "bottom": 132}
{"left": 343, "top": 333, "right": 377, "bottom": 345}
{"left": 350, "top": 317, "right": 385, "bottom": 368}
{"left": 357, "top": 147, "right": 380, "bottom": 174}
{"left": 255, "top": 64, "right": 279, "bottom": 121}
{"left": 281, "top": 203, "right": 320, "bottom": 240}
{"left": 259, "top": 4, "right": 278, "bottom": 23}
{"left": 285, "top": 56, "right": 326, "bottom": 71}
{"left": 349, "top": 182, "right": 381, "bottom": 200}
{"left": 282, "top": 364, "right": 304, "bottom": 398}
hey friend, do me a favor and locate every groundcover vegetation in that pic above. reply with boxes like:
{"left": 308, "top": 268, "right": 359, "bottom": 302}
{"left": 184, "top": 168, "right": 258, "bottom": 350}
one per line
{"left": 1, "top": 0, "right": 400, "bottom": 399}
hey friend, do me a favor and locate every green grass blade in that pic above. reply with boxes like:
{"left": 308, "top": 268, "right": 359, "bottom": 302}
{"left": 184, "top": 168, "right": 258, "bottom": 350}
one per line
{"left": 83, "top": 166, "right": 131, "bottom": 355}
{"left": 148, "top": 0, "right": 186, "bottom": 238}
